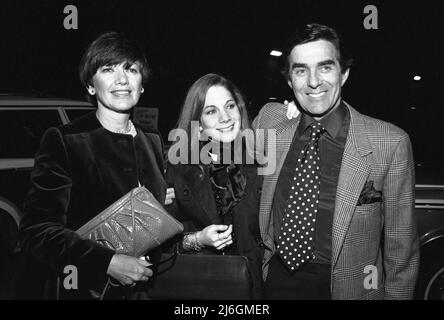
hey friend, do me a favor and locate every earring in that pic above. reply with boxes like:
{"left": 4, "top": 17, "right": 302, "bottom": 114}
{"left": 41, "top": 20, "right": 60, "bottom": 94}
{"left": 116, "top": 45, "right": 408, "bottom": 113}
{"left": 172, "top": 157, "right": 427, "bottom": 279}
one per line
{"left": 88, "top": 88, "right": 95, "bottom": 95}
{"left": 141, "top": 88, "right": 144, "bottom": 93}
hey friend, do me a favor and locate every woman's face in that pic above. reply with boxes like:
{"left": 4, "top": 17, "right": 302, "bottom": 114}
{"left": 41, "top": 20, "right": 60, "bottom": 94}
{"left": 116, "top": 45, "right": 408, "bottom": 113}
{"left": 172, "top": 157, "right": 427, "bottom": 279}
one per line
{"left": 89, "top": 62, "right": 143, "bottom": 113}
{"left": 200, "top": 85, "right": 241, "bottom": 143}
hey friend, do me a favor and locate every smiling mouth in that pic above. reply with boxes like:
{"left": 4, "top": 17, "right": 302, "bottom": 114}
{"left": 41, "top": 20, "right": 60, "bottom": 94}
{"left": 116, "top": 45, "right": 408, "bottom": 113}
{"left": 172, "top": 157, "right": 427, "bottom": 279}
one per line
{"left": 307, "top": 92, "right": 326, "bottom": 98}
{"left": 217, "top": 124, "right": 235, "bottom": 132}
{"left": 111, "top": 90, "right": 132, "bottom": 96}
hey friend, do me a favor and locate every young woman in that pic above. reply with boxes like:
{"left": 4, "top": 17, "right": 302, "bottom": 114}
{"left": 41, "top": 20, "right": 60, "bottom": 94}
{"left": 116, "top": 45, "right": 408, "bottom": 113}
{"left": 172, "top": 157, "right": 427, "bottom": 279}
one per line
{"left": 166, "top": 73, "right": 264, "bottom": 299}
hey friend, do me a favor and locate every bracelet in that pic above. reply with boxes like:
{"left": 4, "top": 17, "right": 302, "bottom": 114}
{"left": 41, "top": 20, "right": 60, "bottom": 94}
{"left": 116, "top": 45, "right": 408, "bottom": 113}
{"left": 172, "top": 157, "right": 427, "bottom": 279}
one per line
{"left": 183, "top": 232, "right": 204, "bottom": 252}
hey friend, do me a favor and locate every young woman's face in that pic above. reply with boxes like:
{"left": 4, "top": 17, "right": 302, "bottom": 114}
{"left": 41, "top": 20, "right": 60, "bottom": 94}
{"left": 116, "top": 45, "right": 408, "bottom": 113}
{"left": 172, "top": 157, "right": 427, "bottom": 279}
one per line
{"left": 200, "top": 85, "right": 241, "bottom": 143}
{"left": 89, "top": 62, "right": 143, "bottom": 113}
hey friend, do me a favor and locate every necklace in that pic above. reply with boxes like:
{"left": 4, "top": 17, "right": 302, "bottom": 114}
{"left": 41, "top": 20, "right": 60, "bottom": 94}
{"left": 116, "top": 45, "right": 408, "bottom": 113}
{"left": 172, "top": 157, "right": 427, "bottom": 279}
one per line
{"left": 114, "top": 120, "right": 135, "bottom": 134}
{"left": 96, "top": 110, "right": 136, "bottom": 135}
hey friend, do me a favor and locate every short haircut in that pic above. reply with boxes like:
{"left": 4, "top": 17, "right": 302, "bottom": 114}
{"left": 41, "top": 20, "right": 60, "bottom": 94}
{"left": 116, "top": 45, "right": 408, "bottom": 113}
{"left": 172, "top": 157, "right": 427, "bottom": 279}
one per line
{"left": 79, "top": 32, "right": 150, "bottom": 88}
{"left": 281, "top": 23, "right": 353, "bottom": 79}
{"left": 176, "top": 73, "right": 251, "bottom": 138}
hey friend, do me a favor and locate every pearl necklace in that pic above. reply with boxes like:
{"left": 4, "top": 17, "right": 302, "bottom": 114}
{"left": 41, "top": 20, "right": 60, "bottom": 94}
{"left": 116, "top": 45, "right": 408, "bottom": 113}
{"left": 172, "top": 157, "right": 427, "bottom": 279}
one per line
{"left": 114, "top": 119, "right": 135, "bottom": 134}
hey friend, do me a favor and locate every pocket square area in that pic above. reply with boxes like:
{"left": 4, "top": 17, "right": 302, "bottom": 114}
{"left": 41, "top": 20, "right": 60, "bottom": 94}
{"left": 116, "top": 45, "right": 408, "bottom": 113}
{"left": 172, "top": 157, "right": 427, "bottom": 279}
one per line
{"left": 357, "top": 180, "right": 383, "bottom": 206}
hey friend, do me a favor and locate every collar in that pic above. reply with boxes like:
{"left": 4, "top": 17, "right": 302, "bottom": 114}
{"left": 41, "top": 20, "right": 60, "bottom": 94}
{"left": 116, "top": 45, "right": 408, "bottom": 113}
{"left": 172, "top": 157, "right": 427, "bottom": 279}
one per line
{"left": 298, "top": 101, "right": 348, "bottom": 138}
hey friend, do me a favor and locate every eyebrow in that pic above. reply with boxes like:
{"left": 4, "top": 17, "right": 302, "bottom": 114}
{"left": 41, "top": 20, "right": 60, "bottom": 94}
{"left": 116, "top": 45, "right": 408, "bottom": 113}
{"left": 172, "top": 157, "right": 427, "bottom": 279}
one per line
{"left": 203, "top": 99, "right": 236, "bottom": 109}
{"left": 291, "top": 59, "right": 336, "bottom": 70}
{"left": 318, "top": 59, "right": 335, "bottom": 67}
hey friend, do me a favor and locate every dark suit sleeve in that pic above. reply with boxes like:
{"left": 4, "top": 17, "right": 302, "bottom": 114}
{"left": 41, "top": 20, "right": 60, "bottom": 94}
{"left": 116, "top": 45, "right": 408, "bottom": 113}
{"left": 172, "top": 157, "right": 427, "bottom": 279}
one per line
{"left": 19, "top": 128, "right": 114, "bottom": 285}
{"left": 383, "top": 133, "right": 419, "bottom": 299}
{"left": 164, "top": 163, "right": 198, "bottom": 233}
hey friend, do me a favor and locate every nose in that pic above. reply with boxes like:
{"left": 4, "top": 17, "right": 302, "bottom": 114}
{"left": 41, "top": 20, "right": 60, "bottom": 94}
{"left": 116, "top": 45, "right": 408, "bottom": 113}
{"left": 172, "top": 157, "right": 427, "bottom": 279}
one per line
{"left": 308, "top": 69, "right": 321, "bottom": 88}
{"left": 219, "top": 109, "right": 231, "bottom": 123}
{"left": 115, "top": 68, "right": 129, "bottom": 85}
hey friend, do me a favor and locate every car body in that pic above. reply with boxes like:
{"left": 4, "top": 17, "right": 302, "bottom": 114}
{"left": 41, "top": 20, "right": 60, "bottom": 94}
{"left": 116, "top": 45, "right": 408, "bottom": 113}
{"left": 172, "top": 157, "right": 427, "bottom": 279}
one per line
{"left": 414, "top": 183, "right": 444, "bottom": 299}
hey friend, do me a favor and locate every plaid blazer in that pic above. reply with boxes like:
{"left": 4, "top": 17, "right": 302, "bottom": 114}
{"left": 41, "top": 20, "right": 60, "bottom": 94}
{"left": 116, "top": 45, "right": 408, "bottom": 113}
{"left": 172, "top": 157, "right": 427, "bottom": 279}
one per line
{"left": 252, "top": 102, "right": 419, "bottom": 299}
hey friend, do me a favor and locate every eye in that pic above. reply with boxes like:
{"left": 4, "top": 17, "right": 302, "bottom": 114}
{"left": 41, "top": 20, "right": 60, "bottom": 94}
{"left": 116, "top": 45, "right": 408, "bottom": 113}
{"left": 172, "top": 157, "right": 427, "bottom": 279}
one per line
{"left": 292, "top": 69, "right": 306, "bottom": 76}
{"left": 226, "top": 103, "right": 237, "bottom": 110}
{"left": 320, "top": 65, "right": 333, "bottom": 72}
{"left": 100, "top": 66, "right": 114, "bottom": 73}
{"left": 204, "top": 107, "right": 217, "bottom": 115}
{"left": 127, "top": 66, "right": 140, "bottom": 74}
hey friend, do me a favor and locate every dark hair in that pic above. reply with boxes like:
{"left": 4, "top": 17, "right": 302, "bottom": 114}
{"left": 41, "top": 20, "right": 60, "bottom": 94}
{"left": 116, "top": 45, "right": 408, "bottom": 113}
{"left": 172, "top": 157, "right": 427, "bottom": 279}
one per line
{"left": 281, "top": 23, "right": 353, "bottom": 79}
{"left": 176, "top": 73, "right": 251, "bottom": 137}
{"left": 79, "top": 32, "right": 150, "bottom": 88}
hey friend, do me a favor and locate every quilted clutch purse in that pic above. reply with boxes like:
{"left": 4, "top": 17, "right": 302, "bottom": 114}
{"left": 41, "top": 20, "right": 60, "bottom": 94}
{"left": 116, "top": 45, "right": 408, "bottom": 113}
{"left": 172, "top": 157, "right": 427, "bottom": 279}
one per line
{"left": 77, "top": 186, "right": 183, "bottom": 257}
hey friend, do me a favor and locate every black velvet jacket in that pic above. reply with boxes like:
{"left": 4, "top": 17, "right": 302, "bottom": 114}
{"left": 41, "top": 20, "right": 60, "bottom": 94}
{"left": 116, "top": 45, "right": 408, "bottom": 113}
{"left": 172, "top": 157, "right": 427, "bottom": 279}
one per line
{"left": 18, "top": 111, "right": 167, "bottom": 299}
{"left": 165, "top": 163, "right": 264, "bottom": 299}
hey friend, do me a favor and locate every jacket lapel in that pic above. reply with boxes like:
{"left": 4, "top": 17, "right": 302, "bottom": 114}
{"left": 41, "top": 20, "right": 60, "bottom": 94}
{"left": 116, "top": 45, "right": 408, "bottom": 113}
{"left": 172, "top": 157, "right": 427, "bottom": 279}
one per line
{"left": 183, "top": 165, "right": 221, "bottom": 225}
{"left": 331, "top": 104, "right": 373, "bottom": 269}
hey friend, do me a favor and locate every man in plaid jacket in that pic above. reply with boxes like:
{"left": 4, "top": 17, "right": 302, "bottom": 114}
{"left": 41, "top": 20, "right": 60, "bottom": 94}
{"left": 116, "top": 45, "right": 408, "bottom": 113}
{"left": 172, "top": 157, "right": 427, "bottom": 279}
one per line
{"left": 253, "top": 23, "right": 419, "bottom": 299}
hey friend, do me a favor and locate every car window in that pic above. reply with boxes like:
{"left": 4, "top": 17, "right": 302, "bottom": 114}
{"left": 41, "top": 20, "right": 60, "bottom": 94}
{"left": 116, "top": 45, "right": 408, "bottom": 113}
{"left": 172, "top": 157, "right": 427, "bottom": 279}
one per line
{"left": 0, "top": 110, "right": 62, "bottom": 158}
{"left": 65, "top": 109, "right": 93, "bottom": 122}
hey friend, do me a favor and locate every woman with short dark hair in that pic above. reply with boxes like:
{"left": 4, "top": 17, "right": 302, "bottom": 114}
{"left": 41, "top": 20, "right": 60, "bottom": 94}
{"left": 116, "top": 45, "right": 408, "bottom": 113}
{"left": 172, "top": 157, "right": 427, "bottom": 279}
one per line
{"left": 18, "top": 32, "right": 167, "bottom": 299}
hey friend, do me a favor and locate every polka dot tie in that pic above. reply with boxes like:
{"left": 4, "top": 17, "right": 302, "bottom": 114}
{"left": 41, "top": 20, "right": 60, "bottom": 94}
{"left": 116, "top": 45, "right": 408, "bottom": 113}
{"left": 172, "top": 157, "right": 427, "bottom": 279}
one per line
{"left": 277, "top": 122, "right": 325, "bottom": 271}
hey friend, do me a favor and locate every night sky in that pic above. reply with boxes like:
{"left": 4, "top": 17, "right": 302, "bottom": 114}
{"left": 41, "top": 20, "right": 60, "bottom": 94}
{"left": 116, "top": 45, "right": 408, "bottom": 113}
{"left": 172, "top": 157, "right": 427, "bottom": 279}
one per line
{"left": 1, "top": 0, "right": 443, "bottom": 182}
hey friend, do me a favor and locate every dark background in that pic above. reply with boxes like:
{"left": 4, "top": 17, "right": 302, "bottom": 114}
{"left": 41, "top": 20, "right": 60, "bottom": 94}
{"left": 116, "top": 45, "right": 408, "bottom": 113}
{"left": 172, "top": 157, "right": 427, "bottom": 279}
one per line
{"left": 0, "top": 0, "right": 443, "bottom": 183}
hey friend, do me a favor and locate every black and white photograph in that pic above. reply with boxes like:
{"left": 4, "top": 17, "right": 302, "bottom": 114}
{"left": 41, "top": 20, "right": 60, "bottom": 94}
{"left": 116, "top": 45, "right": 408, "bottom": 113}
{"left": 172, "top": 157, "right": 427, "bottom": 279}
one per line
{"left": 0, "top": 0, "right": 443, "bottom": 306}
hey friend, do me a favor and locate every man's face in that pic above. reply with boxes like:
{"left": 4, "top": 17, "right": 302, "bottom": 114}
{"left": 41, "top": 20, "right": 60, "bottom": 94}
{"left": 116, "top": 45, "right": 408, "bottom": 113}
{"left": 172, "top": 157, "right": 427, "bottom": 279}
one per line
{"left": 287, "top": 39, "right": 349, "bottom": 119}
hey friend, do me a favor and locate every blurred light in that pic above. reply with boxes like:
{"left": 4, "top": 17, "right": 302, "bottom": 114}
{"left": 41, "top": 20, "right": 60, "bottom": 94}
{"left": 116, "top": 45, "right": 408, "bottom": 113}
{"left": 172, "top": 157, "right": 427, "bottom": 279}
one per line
{"left": 270, "top": 50, "right": 282, "bottom": 57}
{"left": 413, "top": 75, "right": 421, "bottom": 81}
{"left": 410, "top": 106, "right": 416, "bottom": 110}
{"left": 268, "top": 97, "right": 277, "bottom": 100}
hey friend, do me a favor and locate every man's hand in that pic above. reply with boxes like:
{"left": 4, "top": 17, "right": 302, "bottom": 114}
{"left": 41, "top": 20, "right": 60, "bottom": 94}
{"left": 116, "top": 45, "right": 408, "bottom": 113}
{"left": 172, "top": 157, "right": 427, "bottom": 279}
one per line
{"left": 164, "top": 187, "right": 175, "bottom": 205}
{"left": 196, "top": 224, "right": 233, "bottom": 250}
{"left": 284, "top": 100, "right": 300, "bottom": 119}
{"left": 106, "top": 254, "right": 153, "bottom": 286}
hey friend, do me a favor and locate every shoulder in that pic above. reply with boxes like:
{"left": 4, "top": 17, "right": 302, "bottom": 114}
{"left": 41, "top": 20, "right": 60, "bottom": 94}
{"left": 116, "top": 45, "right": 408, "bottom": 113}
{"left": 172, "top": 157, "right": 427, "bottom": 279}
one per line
{"left": 58, "top": 111, "right": 101, "bottom": 136}
{"left": 136, "top": 125, "right": 163, "bottom": 138}
{"left": 166, "top": 163, "right": 204, "bottom": 185}
{"left": 253, "top": 102, "right": 288, "bottom": 129}
{"left": 166, "top": 162, "right": 200, "bottom": 176}
{"left": 348, "top": 103, "right": 411, "bottom": 143}
{"left": 137, "top": 125, "right": 164, "bottom": 146}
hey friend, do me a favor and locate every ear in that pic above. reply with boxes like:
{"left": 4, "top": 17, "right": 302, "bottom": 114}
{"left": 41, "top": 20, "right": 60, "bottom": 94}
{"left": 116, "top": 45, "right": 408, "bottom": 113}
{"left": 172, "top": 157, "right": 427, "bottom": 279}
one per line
{"left": 287, "top": 78, "right": 293, "bottom": 89}
{"left": 341, "top": 68, "right": 350, "bottom": 86}
{"left": 87, "top": 85, "right": 95, "bottom": 95}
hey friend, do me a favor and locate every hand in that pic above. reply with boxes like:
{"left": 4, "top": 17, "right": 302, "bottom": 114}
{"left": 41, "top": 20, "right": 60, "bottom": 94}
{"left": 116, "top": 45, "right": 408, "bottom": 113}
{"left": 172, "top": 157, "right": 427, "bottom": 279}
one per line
{"left": 196, "top": 224, "right": 233, "bottom": 250}
{"left": 106, "top": 254, "right": 153, "bottom": 286}
{"left": 284, "top": 100, "right": 300, "bottom": 119}
{"left": 164, "top": 187, "right": 175, "bottom": 205}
